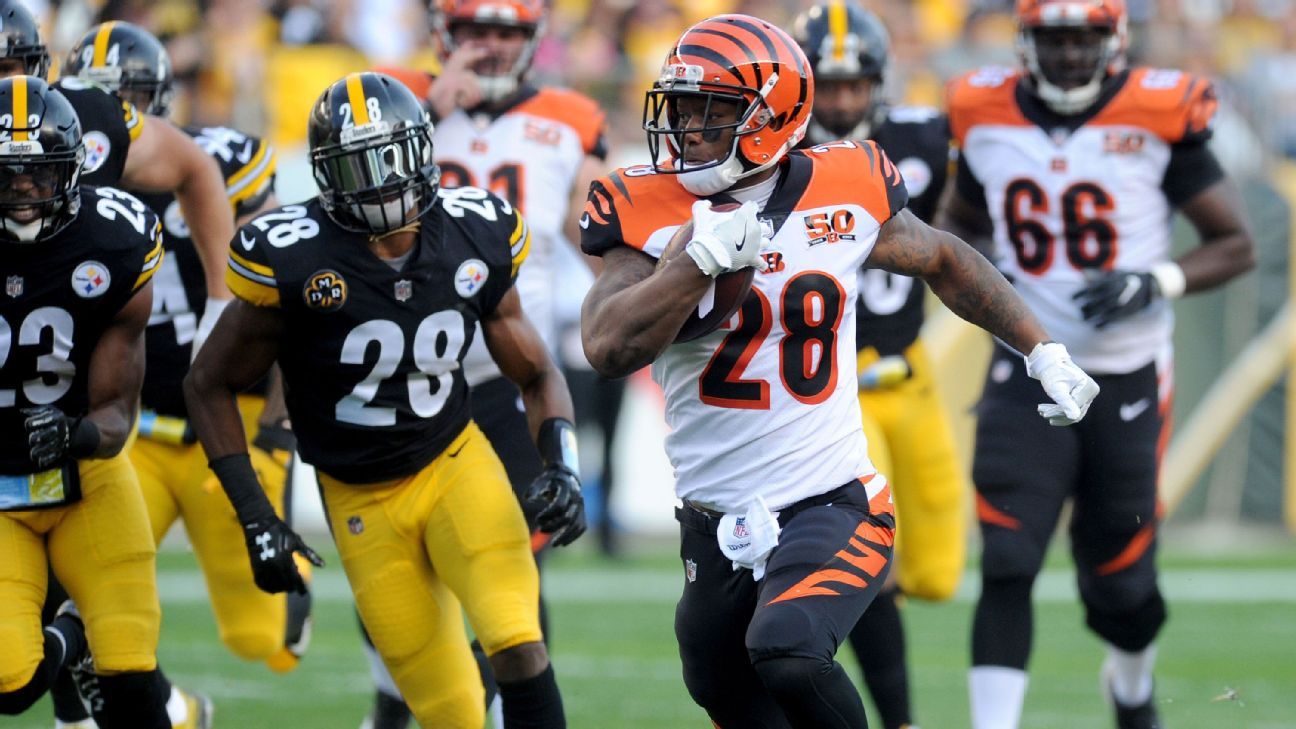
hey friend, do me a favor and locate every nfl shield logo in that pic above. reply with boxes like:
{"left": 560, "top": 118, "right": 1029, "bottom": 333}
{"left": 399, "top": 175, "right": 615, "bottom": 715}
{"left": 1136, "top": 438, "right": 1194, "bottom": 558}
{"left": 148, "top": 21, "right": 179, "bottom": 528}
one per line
{"left": 394, "top": 279, "right": 412, "bottom": 302}
{"left": 685, "top": 558, "right": 697, "bottom": 583}
{"left": 733, "top": 517, "right": 749, "bottom": 539}
{"left": 347, "top": 516, "right": 364, "bottom": 535}
{"left": 5, "top": 275, "right": 22, "bottom": 298}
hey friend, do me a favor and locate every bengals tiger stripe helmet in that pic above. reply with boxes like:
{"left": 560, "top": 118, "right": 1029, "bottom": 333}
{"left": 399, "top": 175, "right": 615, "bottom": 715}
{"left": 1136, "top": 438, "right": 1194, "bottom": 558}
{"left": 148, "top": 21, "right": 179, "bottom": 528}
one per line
{"left": 644, "top": 14, "right": 813, "bottom": 196}
{"left": 431, "top": 0, "right": 545, "bottom": 103}
{"left": 1016, "top": 0, "right": 1127, "bottom": 114}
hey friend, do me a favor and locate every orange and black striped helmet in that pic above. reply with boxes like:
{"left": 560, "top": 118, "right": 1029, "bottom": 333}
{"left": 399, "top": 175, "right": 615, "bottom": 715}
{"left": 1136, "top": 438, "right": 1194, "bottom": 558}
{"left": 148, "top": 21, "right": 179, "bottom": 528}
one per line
{"left": 644, "top": 14, "right": 813, "bottom": 184}
{"left": 1015, "top": 0, "right": 1127, "bottom": 114}
{"left": 0, "top": 76, "right": 85, "bottom": 243}
{"left": 431, "top": 0, "right": 545, "bottom": 102}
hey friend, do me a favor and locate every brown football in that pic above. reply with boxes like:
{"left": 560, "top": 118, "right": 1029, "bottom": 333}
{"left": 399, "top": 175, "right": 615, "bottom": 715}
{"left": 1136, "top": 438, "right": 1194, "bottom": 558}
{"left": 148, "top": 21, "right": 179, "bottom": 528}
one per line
{"left": 655, "top": 202, "right": 756, "bottom": 343}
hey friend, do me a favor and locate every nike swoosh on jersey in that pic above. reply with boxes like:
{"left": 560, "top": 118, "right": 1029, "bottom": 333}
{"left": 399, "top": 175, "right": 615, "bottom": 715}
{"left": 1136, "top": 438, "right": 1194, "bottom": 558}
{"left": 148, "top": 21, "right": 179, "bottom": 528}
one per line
{"left": 579, "top": 213, "right": 590, "bottom": 229}
{"left": 240, "top": 231, "right": 256, "bottom": 251}
{"left": 1119, "top": 398, "right": 1151, "bottom": 422}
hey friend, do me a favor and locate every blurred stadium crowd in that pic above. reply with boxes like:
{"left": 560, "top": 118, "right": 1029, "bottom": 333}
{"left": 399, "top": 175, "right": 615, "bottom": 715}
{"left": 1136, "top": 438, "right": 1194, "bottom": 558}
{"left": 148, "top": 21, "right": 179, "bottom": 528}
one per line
{"left": 18, "top": 0, "right": 1296, "bottom": 166}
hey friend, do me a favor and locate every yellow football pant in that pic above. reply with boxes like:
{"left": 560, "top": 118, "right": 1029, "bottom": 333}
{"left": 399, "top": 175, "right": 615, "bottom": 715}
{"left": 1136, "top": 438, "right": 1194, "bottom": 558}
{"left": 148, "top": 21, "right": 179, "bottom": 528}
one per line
{"left": 0, "top": 453, "right": 160, "bottom": 691}
{"left": 318, "top": 421, "right": 541, "bottom": 729}
{"left": 131, "top": 395, "right": 294, "bottom": 668}
{"left": 858, "top": 340, "right": 968, "bottom": 601}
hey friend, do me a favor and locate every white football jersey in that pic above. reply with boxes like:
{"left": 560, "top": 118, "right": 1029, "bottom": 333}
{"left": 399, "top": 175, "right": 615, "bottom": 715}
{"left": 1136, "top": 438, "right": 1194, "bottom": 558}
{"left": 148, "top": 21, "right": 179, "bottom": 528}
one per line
{"left": 581, "top": 141, "right": 909, "bottom": 511}
{"left": 433, "top": 86, "right": 607, "bottom": 385}
{"left": 949, "top": 67, "right": 1219, "bottom": 374}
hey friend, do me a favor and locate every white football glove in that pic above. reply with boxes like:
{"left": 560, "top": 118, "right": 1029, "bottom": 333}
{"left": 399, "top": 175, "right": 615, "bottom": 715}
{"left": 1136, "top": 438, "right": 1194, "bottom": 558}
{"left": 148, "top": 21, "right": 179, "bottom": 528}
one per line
{"left": 1024, "top": 341, "right": 1100, "bottom": 426}
{"left": 192, "top": 296, "right": 231, "bottom": 361}
{"left": 684, "top": 200, "right": 767, "bottom": 278}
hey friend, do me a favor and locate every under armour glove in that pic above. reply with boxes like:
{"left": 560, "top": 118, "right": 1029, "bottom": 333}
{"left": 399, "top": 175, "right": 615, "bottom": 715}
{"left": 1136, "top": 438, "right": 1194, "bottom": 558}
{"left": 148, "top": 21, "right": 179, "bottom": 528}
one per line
{"left": 1024, "top": 341, "right": 1101, "bottom": 426}
{"left": 685, "top": 200, "right": 767, "bottom": 277}
{"left": 523, "top": 418, "right": 586, "bottom": 547}
{"left": 209, "top": 453, "right": 322, "bottom": 594}
{"left": 192, "top": 296, "right": 231, "bottom": 361}
{"left": 21, "top": 406, "right": 100, "bottom": 468}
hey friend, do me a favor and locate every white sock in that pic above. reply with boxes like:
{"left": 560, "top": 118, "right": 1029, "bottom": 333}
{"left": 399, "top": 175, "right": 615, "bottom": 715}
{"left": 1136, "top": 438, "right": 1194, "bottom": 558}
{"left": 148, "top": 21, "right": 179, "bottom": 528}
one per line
{"left": 1105, "top": 644, "right": 1156, "bottom": 706}
{"left": 969, "top": 665, "right": 1028, "bottom": 729}
{"left": 364, "top": 642, "right": 404, "bottom": 700}
{"left": 166, "top": 686, "right": 189, "bottom": 725}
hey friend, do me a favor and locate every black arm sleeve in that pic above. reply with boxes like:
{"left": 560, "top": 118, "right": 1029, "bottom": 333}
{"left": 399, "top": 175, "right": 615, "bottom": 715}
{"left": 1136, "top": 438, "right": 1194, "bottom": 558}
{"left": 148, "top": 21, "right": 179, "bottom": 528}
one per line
{"left": 954, "top": 152, "right": 987, "bottom": 212}
{"left": 1160, "top": 141, "right": 1226, "bottom": 208}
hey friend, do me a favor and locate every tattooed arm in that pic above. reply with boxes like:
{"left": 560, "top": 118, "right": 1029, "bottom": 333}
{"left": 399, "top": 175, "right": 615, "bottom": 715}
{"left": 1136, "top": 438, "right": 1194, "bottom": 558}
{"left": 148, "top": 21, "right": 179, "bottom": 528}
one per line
{"left": 581, "top": 245, "right": 713, "bottom": 378}
{"left": 867, "top": 208, "right": 1049, "bottom": 355}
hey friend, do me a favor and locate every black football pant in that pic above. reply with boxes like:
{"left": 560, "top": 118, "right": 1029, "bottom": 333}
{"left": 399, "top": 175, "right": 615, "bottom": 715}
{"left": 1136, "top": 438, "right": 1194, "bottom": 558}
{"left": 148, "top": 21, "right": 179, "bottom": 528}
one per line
{"left": 675, "top": 479, "right": 895, "bottom": 728}
{"left": 972, "top": 348, "right": 1168, "bottom": 672}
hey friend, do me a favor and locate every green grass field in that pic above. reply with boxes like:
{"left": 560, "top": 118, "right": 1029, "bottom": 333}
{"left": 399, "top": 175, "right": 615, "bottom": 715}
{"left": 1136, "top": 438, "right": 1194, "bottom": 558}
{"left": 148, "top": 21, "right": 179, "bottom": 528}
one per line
{"left": 6, "top": 538, "right": 1295, "bottom": 729}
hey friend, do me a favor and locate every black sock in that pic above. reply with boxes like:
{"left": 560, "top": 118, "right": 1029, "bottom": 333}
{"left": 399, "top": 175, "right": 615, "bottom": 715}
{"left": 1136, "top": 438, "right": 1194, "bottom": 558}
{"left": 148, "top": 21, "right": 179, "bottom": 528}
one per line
{"left": 849, "top": 589, "right": 912, "bottom": 729}
{"left": 497, "top": 664, "right": 565, "bottom": 729}
{"left": 44, "top": 613, "right": 87, "bottom": 672}
{"left": 972, "top": 575, "right": 1035, "bottom": 668}
{"left": 50, "top": 666, "right": 92, "bottom": 722}
{"left": 91, "top": 669, "right": 171, "bottom": 729}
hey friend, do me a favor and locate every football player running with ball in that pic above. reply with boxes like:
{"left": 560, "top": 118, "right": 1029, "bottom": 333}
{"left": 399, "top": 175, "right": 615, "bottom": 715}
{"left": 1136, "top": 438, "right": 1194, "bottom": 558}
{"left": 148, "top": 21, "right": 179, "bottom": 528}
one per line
{"left": 185, "top": 72, "right": 580, "bottom": 729}
{"left": 938, "top": 1, "right": 1254, "bottom": 727}
{"left": 580, "top": 14, "right": 1098, "bottom": 728}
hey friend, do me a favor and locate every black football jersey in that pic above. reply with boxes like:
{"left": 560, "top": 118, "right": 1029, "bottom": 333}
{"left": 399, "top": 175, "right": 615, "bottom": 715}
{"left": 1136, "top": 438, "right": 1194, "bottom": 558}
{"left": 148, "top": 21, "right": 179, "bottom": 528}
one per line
{"left": 0, "top": 187, "right": 163, "bottom": 474}
{"left": 860, "top": 107, "right": 951, "bottom": 356}
{"left": 53, "top": 77, "right": 143, "bottom": 188}
{"left": 135, "top": 126, "right": 277, "bottom": 417}
{"left": 226, "top": 186, "right": 530, "bottom": 483}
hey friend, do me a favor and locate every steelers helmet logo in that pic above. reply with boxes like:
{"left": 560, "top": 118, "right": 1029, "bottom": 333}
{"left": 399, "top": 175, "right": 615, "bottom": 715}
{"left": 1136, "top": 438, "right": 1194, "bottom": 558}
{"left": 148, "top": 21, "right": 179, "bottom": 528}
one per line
{"left": 71, "top": 261, "right": 111, "bottom": 298}
{"left": 303, "top": 270, "right": 348, "bottom": 311}
{"left": 454, "top": 258, "right": 489, "bottom": 299}
{"left": 82, "top": 131, "right": 111, "bottom": 173}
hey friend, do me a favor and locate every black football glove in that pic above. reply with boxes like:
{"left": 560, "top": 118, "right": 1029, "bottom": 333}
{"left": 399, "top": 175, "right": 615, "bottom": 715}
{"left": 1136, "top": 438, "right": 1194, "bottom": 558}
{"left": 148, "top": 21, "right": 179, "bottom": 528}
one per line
{"left": 210, "top": 453, "right": 323, "bottom": 595}
{"left": 1073, "top": 270, "right": 1160, "bottom": 329}
{"left": 524, "top": 464, "right": 586, "bottom": 547}
{"left": 21, "top": 406, "right": 99, "bottom": 469}
{"left": 241, "top": 515, "right": 323, "bottom": 595}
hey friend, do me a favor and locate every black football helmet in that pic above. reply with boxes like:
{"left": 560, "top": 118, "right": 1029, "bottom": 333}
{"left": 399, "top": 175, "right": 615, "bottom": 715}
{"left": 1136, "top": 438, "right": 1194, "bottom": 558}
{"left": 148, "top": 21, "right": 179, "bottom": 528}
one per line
{"left": 0, "top": 76, "right": 85, "bottom": 244}
{"left": 0, "top": 0, "right": 50, "bottom": 79}
{"left": 63, "top": 21, "right": 174, "bottom": 116}
{"left": 793, "top": 0, "right": 890, "bottom": 142}
{"left": 309, "top": 72, "right": 439, "bottom": 234}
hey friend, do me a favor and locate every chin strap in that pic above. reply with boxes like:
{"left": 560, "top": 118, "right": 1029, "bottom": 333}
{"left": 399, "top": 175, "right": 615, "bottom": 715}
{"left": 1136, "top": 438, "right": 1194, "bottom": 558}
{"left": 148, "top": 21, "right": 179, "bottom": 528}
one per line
{"left": 368, "top": 221, "right": 421, "bottom": 246}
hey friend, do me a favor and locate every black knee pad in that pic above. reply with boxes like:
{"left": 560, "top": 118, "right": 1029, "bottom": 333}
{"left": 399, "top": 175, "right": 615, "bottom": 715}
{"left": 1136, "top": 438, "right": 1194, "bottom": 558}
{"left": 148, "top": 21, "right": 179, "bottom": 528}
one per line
{"left": 93, "top": 670, "right": 170, "bottom": 729}
{"left": 979, "top": 527, "right": 1047, "bottom": 581}
{"left": 750, "top": 655, "right": 828, "bottom": 699}
{"left": 745, "top": 601, "right": 822, "bottom": 662}
{"left": 1085, "top": 589, "right": 1167, "bottom": 652}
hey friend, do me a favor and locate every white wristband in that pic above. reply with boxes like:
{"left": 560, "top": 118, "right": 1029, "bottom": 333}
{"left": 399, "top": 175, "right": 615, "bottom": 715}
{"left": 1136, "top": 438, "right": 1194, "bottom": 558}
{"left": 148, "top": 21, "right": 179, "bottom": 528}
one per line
{"left": 1150, "top": 261, "right": 1186, "bottom": 300}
